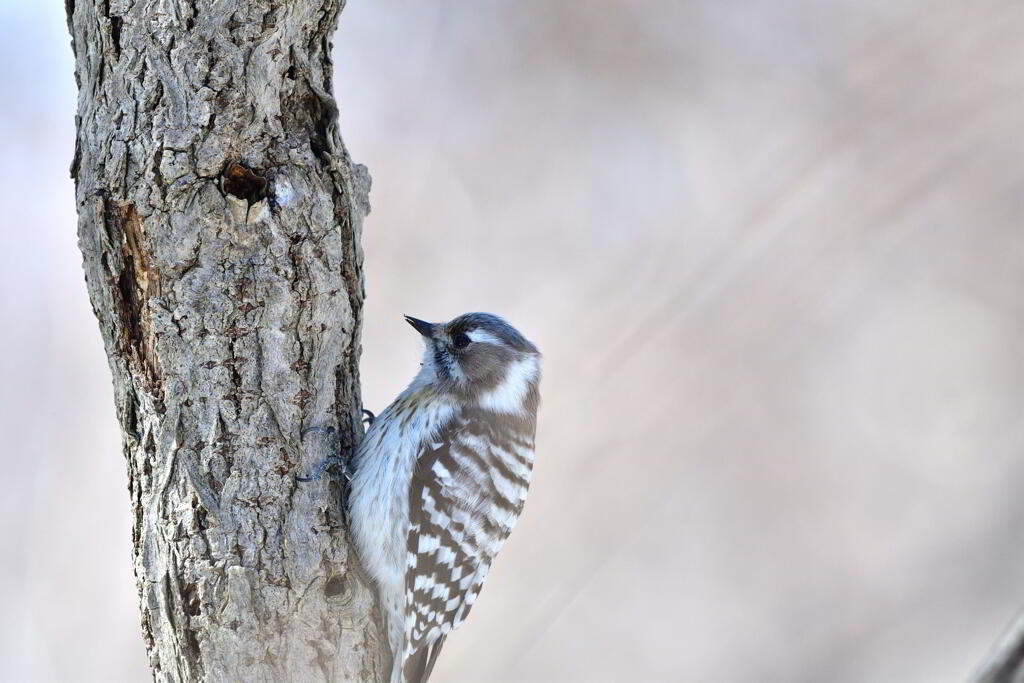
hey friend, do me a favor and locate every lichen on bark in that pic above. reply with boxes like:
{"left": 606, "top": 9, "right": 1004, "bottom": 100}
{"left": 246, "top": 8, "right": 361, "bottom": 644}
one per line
{"left": 66, "top": 0, "right": 385, "bottom": 680}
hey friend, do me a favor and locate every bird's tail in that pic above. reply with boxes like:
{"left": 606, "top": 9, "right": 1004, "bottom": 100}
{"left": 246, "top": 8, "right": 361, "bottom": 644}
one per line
{"left": 400, "top": 636, "right": 448, "bottom": 683}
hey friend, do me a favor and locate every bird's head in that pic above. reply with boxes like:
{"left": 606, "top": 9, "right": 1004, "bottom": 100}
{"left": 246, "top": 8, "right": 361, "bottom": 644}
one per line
{"left": 404, "top": 312, "right": 541, "bottom": 412}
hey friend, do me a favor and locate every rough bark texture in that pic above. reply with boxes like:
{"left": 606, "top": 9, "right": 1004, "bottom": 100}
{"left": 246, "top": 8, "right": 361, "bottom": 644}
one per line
{"left": 66, "top": 1, "right": 386, "bottom": 680}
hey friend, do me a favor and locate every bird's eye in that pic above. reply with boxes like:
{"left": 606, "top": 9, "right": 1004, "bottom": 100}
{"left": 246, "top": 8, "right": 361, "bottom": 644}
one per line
{"left": 452, "top": 333, "right": 471, "bottom": 349}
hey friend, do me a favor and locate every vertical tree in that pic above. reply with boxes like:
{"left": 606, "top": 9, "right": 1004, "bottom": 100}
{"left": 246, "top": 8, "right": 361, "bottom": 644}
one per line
{"left": 65, "top": 1, "right": 385, "bottom": 679}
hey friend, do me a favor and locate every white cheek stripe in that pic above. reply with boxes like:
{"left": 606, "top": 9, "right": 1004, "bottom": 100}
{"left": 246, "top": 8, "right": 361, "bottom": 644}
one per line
{"left": 466, "top": 329, "right": 503, "bottom": 345}
{"left": 478, "top": 355, "right": 539, "bottom": 414}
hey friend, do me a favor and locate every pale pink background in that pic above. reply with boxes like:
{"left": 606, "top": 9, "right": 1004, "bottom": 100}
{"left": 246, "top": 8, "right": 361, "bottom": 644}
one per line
{"left": 2, "top": 1, "right": 1023, "bottom": 681}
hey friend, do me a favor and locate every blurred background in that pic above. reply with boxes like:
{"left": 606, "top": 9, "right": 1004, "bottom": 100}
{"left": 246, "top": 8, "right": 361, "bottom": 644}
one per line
{"left": 2, "top": 0, "right": 1024, "bottom": 681}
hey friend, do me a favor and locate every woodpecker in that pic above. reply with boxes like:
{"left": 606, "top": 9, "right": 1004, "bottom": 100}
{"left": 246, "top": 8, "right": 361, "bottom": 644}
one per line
{"left": 349, "top": 312, "right": 541, "bottom": 683}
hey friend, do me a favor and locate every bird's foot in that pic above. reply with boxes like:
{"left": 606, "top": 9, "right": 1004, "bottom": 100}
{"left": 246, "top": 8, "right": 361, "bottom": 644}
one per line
{"left": 296, "top": 455, "right": 351, "bottom": 482}
{"left": 297, "top": 425, "right": 352, "bottom": 482}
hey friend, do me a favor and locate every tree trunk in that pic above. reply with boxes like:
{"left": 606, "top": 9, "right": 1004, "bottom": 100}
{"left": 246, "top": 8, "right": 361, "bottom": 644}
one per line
{"left": 65, "top": 1, "right": 385, "bottom": 680}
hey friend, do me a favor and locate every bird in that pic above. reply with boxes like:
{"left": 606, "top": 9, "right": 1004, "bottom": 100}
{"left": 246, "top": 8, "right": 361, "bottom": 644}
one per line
{"left": 348, "top": 312, "right": 541, "bottom": 683}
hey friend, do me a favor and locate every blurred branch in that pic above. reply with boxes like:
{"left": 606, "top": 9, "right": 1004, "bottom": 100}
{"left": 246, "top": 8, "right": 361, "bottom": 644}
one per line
{"left": 972, "top": 611, "right": 1024, "bottom": 683}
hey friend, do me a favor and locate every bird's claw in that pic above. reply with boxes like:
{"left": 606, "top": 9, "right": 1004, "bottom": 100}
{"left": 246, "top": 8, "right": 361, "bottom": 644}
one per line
{"left": 297, "top": 424, "right": 350, "bottom": 482}
{"left": 302, "top": 425, "right": 336, "bottom": 438}
{"left": 362, "top": 409, "right": 375, "bottom": 425}
{"left": 297, "top": 455, "right": 352, "bottom": 483}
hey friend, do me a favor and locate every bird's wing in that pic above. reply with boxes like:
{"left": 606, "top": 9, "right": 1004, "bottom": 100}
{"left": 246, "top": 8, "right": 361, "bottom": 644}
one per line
{"left": 402, "top": 410, "right": 535, "bottom": 675}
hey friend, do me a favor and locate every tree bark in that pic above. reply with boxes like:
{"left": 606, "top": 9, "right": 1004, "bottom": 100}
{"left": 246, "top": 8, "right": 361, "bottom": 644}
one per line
{"left": 66, "top": 1, "right": 385, "bottom": 680}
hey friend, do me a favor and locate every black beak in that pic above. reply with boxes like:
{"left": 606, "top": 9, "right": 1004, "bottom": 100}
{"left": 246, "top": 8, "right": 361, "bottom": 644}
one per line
{"left": 404, "top": 315, "right": 434, "bottom": 337}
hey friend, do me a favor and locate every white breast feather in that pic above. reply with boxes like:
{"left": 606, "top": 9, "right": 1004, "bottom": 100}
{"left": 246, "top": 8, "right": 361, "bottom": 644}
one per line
{"left": 348, "top": 389, "right": 455, "bottom": 659}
